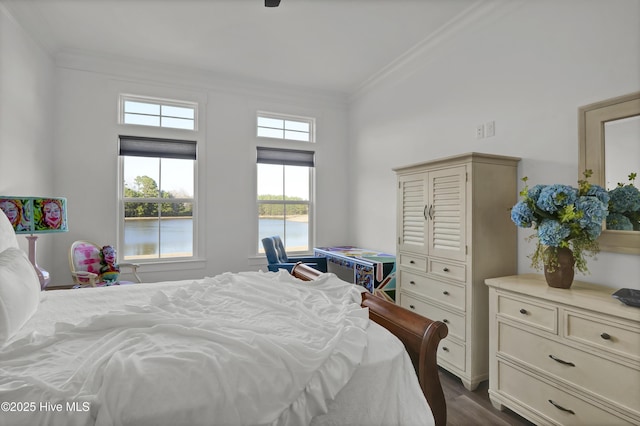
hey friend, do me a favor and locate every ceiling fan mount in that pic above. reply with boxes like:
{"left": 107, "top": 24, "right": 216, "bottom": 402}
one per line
{"left": 265, "top": 0, "right": 281, "bottom": 7}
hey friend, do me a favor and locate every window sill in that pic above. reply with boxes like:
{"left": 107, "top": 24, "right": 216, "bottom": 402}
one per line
{"left": 124, "top": 258, "right": 206, "bottom": 274}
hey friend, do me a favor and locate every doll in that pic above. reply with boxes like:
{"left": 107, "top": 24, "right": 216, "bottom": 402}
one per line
{"left": 99, "top": 245, "right": 120, "bottom": 285}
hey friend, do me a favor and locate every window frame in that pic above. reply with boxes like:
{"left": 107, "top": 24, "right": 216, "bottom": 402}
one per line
{"left": 118, "top": 137, "right": 198, "bottom": 263}
{"left": 113, "top": 94, "right": 201, "bottom": 271}
{"left": 120, "top": 94, "right": 198, "bottom": 131}
{"left": 256, "top": 147, "right": 316, "bottom": 256}
{"left": 257, "top": 111, "right": 315, "bottom": 143}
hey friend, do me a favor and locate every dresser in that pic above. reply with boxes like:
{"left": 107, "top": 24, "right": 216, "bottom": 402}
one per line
{"left": 394, "top": 152, "right": 520, "bottom": 390}
{"left": 486, "top": 275, "right": 640, "bottom": 425}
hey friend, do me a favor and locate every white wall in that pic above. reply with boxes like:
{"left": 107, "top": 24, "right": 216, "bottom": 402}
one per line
{"left": 3, "top": 1, "right": 639, "bottom": 289}
{"left": 48, "top": 55, "right": 350, "bottom": 284}
{"left": 348, "top": 0, "right": 640, "bottom": 289}
{"left": 0, "top": 5, "right": 56, "bottom": 265}
{"left": 1, "top": 4, "right": 350, "bottom": 286}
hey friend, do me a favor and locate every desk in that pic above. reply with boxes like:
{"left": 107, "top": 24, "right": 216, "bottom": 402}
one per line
{"left": 314, "top": 246, "right": 396, "bottom": 302}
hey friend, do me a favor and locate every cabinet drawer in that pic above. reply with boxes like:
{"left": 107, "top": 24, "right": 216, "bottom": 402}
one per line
{"left": 400, "top": 292, "right": 465, "bottom": 341}
{"left": 565, "top": 310, "right": 640, "bottom": 361}
{"left": 497, "top": 293, "right": 557, "bottom": 334}
{"left": 499, "top": 322, "right": 640, "bottom": 414}
{"left": 438, "top": 337, "right": 466, "bottom": 372}
{"left": 428, "top": 259, "right": 466, "bottom": 283}
{"left": 398, "top": 253, "right": 427, "bottom": 271}
{"left": 400, "top": 270, "right": 465, "bottom": 310}
{"left": 497, "top": 361, "right": 635, "bottom": 426}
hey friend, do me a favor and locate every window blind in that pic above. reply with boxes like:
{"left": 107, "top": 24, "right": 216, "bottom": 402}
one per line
{"left": 119, "top": 135, "right": 197, "bottom": 160}
{"left": 256, "top": 147, "right": 315, "bottom": 167}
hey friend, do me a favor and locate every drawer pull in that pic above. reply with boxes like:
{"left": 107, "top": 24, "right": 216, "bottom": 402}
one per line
{"left": 409, "top": 304, "right": 416, "bottom": 310}
{"left": 548, "top": 400, "right": 575, "bottom": 415}
{"left": 600, "top": 332, "right": 611, "bottom": 340}
{"left": 442, "top": 346, "right": 449, "bottom": 352}
{"left": 443, "top": 290, "right": 449, "bottom": 295}
{"left": 442, "top": 319, "right": 449, "bottom": 324}
{"left": 519, "top": 308, "right": 528, "bottom": 315}
{"left": 410, "top": 260, "right": 415, "bottom": 264}
{"left": 548, "top": 354, "right": 575, "bottom": 367}
{"left": 443, "top": 267, "right": 450, "bottom": 272}
{"left": 409, "top": 281, "right": 416, "bottom": 285}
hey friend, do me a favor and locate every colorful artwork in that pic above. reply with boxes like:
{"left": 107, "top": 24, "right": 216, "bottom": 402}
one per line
{"left": 0, "top": 198, "right": 31, "bottom": 232}
{"left": 0, "top": 196, "right": 67, "bottom": 234}
{"left": 34, "top": 198, "right": 65, "bottom": 231}
{"left": 314, "top": 246, "right": 396, "bottom": 302}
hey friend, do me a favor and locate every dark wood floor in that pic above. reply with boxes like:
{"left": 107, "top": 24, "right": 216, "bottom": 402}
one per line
{"left": 440, "top": 368, "right": 535, "bottom": 426}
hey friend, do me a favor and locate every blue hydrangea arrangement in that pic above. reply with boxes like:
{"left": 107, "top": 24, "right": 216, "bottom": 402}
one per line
{"left": 606, "top": 173, "right": 640, "bottom": 231}
{"left": 511, "top": 170, "right": 609, "bottom": 273}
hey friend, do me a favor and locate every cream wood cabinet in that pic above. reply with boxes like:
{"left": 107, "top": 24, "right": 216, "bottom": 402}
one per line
{"left": 486, "top": 275, "right": 640, "bottom": 425}
{"left": 394, "top": 152, "right": 520, "bottom": 390}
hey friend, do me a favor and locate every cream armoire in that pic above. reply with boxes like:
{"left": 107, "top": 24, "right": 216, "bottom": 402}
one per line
{"left": 394, "top": 152, "right": 520, "bottom": 390}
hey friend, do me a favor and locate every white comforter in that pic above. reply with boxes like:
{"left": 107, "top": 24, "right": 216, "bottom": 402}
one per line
{"left": 0, "top": 271, "right": 369, "bottom": 426}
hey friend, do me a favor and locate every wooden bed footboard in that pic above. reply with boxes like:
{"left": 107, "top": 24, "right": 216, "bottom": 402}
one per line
{"left": 291, "top": 262, "right": 449, "bottom": 426}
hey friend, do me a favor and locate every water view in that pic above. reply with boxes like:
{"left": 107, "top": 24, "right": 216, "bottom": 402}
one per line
{"left": 124, "top": 217, "right": 309, "bottom": 259}
{"left": 258, "top": 218, "right": 309, "bottom": 252}
{"left": 124, "top": 218, "right": 193, "bottom": 259}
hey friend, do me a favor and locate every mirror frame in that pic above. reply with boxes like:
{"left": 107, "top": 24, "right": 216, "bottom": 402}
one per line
{"left": 578, "top": 91, "right": 640, "bottom": 255}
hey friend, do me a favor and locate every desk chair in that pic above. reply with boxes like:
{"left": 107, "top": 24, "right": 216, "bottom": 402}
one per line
{"left": 262, "top": 236, "right": 327, "bottom": 273}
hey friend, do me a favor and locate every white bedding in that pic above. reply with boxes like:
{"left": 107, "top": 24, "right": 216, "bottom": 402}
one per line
{"left": 0, "top": 271, "right": 433, "bottom": 426}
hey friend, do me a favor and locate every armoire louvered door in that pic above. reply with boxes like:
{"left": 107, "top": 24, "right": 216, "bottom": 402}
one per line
{"left": 427, "top": 166, "right": 466, "bottom": 262}
{"left": 397, "top": 173, "right": 428, "bottom": 254}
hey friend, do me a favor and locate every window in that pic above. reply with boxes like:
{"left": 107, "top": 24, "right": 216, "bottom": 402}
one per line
{"left": 257, "top": 147, "right": 314, "bottom": 254}
{"left": 119, "top": 135, "right": 197, "bottom": 261}
{"left": 257, "top": 113, "right": 314, "bottom": 142}
{"left": 121, "top": 96, "right": 196, "bottom": 130}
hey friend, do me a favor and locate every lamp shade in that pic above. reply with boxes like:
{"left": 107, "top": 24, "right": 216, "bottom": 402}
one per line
{"left": 0, "top": 197, "right": 68, "bottom": 234}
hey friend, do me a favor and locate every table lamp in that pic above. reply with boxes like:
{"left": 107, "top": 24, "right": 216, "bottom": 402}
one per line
{"left": 0, "top": 196, "right": 68, "bottom": 290}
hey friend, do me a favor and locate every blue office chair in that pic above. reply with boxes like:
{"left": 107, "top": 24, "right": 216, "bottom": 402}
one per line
{"left": 262, "top": 236, "right": 327, "bottom": 273}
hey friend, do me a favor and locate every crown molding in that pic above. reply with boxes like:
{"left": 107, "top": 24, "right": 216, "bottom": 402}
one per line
{"left": 349, "top": 0, "right": 524, "bottom": 102}
{"left": 1, "top": 1, "right": 58, "bottom": 55}
{"left": 3, "top": 0, "right": 523, "bottom": 107}
{"left": 55, "top": 49, "right": 348, "bottom": 108}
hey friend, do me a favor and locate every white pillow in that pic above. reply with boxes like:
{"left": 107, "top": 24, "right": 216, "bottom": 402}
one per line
{"left": 0, "top": 248, "right": 41, "bottom": 344}
{"left": 0, "top": 211, "right": 19, "bottom": 253}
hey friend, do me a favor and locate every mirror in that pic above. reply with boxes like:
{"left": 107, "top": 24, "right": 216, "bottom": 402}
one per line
{"left": 579, "top": 91, "right": 640, "bottom": 254}
{"left": 605, "top": 116, "right": 640, "bottom": 189}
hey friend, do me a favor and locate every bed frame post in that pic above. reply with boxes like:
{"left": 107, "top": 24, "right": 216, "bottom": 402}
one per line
{"left": 291, "top": 262, "right": 449, "bottom": 426}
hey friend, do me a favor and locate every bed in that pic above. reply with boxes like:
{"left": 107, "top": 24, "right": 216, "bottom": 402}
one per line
{"left": 0, "top": 214, "right": 448, "bottom": 426}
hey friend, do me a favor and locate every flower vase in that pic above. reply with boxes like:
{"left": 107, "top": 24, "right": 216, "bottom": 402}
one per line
{"left": 544, "top": 247, "right": 575, "bottom": 289}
